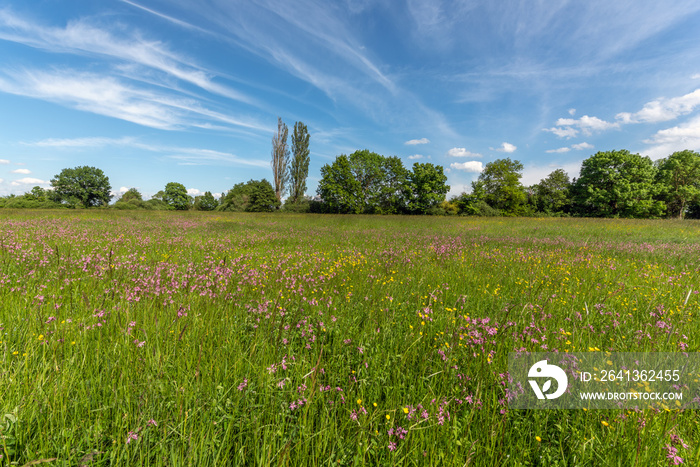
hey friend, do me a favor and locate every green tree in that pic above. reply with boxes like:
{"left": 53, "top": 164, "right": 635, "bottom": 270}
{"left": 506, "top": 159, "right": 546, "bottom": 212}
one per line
{"left": 247, "top": 179, "right": 279, "bottom": 212}
{"left": 163, "top": 182, "right": 190, "bottom": 211}
{"left": 655, "top": 150, "right": 700, "bottom": 219}
{"left": 350, "top": 149, "right": 383, "bottom": 210}
{"left": 317, "top": 150, "right": 412, "bottom": 214}
{"left": 288, "top": 121, "right": 311, "bottom": 204}
{"left": 377, "top": 156, "right": 410, "bottom": 214}
{"left": 571, "top": 150, "right": 664, "bottom": 218}
{"left": 195, "top": 191, "right": 218, "bottom": 211}
{"left": 218, "top": 182, "right": 251, "bottom": 212}
{"left": 533, "top": 169, "right": 571, "bottom": 213}
{"left": 120, "top": 188, "right": 143, "bottom": 202}
{"left": 477, "top": 158, "right": 526, "bottom": 215}
{"left": 24, "top": 186, "right": 47, "bottom": 202}
{"left": 271, "top": 117, "right": 290, "bottom": 204}
{"left": 50, "top": 166, "right": 112, "bottom": 207}
{"left": 317, "top": 154, "right": 362, "bottom": 213}
{"left": 218, "top": 180, "right": 279, "bottom": 212}
{"left": 405, "top": 162, "right": 449, "bottom": 214}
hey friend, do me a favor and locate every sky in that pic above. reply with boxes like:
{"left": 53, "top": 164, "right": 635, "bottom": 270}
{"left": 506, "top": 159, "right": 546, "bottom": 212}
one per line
{"left": 1, "top": 0, "right": 700, "bottom": 200}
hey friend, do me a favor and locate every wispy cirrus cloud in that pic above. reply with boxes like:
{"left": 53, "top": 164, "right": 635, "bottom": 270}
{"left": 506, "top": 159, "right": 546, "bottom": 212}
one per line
{"left": 0, "top": 69, "right": 270, "bottom": 132}
{"left": 23, "top": 135, "right": 269, "bottom": 168}
{"left": 0, "top": 9, "right": 253, "bottom": 104}
{"left": 124, "top": 0, "right": 458, "bottom": 140}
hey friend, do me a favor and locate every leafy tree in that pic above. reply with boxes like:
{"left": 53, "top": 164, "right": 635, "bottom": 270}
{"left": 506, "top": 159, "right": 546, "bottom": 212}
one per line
{"left": 476, "top": 158, "right": 526, "bottom": 215}
{"left": 317, "top": 154, "right": 362, "bottom": 213}
{"left": 24, "top": 186, "right": 47, "bottom": 202}
{"left": 163, "top": 182, "right": 190, "bottom": 211}
{"left": 655, "top": 150, "right": 700, "bottom": 219}
{"left": 247, "top": 179, "right": 279, "bottom": 212}
{"left": 218, "top": 180, "right": 279, "bottom": 212}
{"left": 120, "top": 188, "right": 143, "bottom": 202}
{"left": 271, "top": 117, "right": 290, "bottom": 204}
{"left": 349, "top": 150, "right": 386, "bottom": 211}
{"left": 195, "top": 191, "right": 218, "bottom": 211}
{"left": 218, "top": 182, "right": 251, "bottom": 212}
{"left": 533, "top": 169, "right": 571, "bottom": 213}
{"left": 571, "top": 150, "right": 664, "bottom": 218}
{"left": 405, "top": 162, "right": 449, "bottom": 214}
{"left": 317, "top": 150, "right": 412, "bottom": 214}
{"left": 288, "top": 121, "right": 311, "bottom": 204}
{"left": 377, "top": 156, "right": 410, "bottom": 214}
{"left": 50, "top": 166, "right": 112, "bottom": 207}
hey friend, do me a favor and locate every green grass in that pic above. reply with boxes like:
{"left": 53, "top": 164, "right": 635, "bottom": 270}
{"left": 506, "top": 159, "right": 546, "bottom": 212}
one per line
{"left": 0, "top": 210, "right": 698, "bottom": 465}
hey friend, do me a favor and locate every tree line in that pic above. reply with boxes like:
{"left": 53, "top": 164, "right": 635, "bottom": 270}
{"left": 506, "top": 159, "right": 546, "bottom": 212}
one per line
{"left": 1, "top": 123, "right": 698, "bottom": 219}
{"left": 454, "top": 149, "right": 700, "bottom": 219}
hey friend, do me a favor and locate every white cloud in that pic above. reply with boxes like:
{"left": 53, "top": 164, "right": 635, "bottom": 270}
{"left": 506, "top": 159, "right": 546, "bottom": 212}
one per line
{"left": 408, "top": 154, "right": 423, "bottom": 160}
{"left": 11, "top": 169, "right": 31, "bottom": 174}
{"left": 571, "top": 142, "right": 594, "bottom": 150}
{"left": 568, "top": 108, "right": 576, "bottom": 116}
{"left": 616, "top": 89, "right": 700, "bottom": 124}
{"left": 521, "top": 161, "right": 582, "bottom": 187}
{"left": 642, "top": 115, "right": 700, "bottom": 159}
{"left": 187, "top": 188, "right": 203, "bottom": 196}
{"left": 554, "top": 115, "right": 619, "bottom": 136}
{"left": 546, "top": 142, "right": 594, "bottom": 153}
{"left": 446, "top": 183, "right": 472, "bottom": 199}
{"left": 497, "top": 142, "right": 517, "bottom": 153}
{"left": 10, "top": 177, "right": 48, "bottom": 186}
{"left": 405, "top": 137, "right": 430, "bottom": 145}
{"left": 546, "top": 115, "right": 619, "bottom": 139}
{"left": 544, "top": 126, "right": 579, "bottom": 139}
{"left": 693, "top": 74, "right": 700, "bottom": 80}
{"left": 450, "top": 161, "right": 483, "bottom": 173}
{"left": 0, "top": 159, "right": 9, "bottom": 164}
{"left": 446, "top": 147, "right": 483, "bottom": 158}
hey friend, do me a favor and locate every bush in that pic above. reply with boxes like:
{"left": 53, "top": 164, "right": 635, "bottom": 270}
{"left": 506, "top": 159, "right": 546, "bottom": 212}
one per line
{"left": 283, "top": 197, "right": 312, "bottom": 213}
{"left": 0, "top": 198, "right": 65, "bottom": 209}
{"left": 439, "top": 200, "right": 459, "bottom": 216}
{"left": 112, "top": 201, "right": 138, "bottom": 210}
{"left": 470, "top": 200, "right": 501, "bottom": 217}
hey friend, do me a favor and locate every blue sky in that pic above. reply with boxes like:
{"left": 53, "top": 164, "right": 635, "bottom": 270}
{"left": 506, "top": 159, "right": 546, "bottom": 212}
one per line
{"left": 1, "top": 0, "right": 700, "bottom": 200}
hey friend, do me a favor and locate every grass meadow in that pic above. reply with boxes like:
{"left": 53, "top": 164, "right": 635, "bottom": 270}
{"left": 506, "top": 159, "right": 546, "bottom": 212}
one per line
{"left": 0, "top": 210, "right": 699, "bottom": 466}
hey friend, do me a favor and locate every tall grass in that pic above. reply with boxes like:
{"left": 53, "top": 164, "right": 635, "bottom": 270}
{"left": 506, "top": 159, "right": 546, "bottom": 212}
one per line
{"left": 0, "top": 210, "right": 698, "bottom": 465}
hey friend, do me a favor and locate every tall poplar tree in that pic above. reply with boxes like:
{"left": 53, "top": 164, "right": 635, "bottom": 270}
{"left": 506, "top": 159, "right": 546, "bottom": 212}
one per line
{"left": 288, "top": 121, "right": 311, "bottom": 204}
{"left": 271, "top": 117, "right": 290, "bottom": 204}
